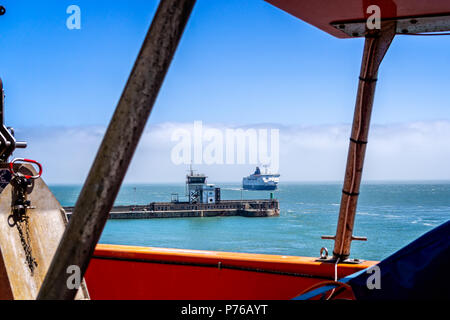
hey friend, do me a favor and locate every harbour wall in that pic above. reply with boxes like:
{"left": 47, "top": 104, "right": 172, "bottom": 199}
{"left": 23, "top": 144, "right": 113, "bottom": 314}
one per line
{"left": 64, "top": 199, "right": 280, "bottom": 220}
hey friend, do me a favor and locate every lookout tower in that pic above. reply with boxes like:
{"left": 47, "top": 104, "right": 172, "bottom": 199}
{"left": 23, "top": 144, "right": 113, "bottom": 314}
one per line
{"left": 186, "top": 166, "right": 220, "bottom": 204}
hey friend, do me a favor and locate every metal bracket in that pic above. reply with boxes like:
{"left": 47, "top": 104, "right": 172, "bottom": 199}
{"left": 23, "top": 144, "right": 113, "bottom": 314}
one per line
{"left": 319, "top": 235, "right": 367, "bottom": 264}
{"left": 316, "top": 248, "right": 364, "bottom": 264}
{"left": 321, "top": 235, "right": 368, "bottom": 241}
{"left": 0, "top": 78, "right": 27, "bottom": 162}
{"left": 332, "top": 14, "right": 450, "bottom": 37}
{"left": 11, "top": 176, "right": 34, "bottom": 223}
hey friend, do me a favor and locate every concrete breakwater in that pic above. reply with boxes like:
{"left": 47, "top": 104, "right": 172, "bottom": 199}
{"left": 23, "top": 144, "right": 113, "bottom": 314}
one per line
{"left": 64, "top": 199, "right": 280, "bottom": 220}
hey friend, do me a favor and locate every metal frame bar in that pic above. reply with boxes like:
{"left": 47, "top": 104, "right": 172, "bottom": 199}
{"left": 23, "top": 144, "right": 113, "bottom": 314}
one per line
{"left": 37, "top": 0, "right": 197, "bottom": 300}
{"left": 332, "top": 13, "right": 450, "bottom": 37}
{"left": 332, "top": 22, "right": 396, "bottom": 261}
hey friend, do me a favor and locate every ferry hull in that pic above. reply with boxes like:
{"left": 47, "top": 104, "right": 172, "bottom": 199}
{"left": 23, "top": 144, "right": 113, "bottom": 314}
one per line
{"left": 243, "top": 185, "right": 278, "bottom": 191}
{"left": 85, "top": 244, "right": 376, "bottom": 300}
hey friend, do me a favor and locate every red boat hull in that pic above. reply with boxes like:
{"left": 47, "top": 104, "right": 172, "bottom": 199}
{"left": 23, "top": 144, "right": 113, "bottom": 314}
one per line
{"left": 85, "top": 244, "right": 377, "bottom": 300}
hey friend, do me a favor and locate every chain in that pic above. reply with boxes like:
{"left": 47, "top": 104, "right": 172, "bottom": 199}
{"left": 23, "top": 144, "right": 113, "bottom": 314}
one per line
{"left": 7, "top": 160, "right": 43, "bottom": 275}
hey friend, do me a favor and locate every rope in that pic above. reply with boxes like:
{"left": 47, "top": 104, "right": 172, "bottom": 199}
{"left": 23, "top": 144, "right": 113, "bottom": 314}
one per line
{"left": 326, "top": 257, "right": 341, "bottom": 300}
{"left": 293, "top": 280, "right": 355, "bottom": 300}
{"left": 292, "top": 263, "right": 373, "bottom": 300}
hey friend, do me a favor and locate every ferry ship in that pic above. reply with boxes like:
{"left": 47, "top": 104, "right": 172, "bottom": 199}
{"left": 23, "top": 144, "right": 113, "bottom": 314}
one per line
{"left": 242, "top": 166, "right": 280, "bottom": 190}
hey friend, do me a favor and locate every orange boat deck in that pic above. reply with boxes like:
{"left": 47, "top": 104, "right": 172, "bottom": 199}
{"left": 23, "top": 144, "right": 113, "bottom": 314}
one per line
{"left": 85, "top": 244, "right": 377, "bottom": 300}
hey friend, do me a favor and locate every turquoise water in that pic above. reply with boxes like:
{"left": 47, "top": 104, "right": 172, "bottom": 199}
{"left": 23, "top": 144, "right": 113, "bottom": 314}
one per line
{"left": 50, "top": 182, "right": 450, "bottom": 261}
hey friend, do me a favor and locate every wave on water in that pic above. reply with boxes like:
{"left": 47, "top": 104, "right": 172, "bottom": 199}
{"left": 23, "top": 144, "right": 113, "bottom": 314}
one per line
{"left": 423, "top": 223, "right": 436, "bottom": 227}
{"left": 411, "top": 217, "right": 440, "bottom": 227}
{"left": 384, "top": 214, "right": 401, "bottom": 219}
{"left": 357, "top": 212, "right": 380, "bottom": 216}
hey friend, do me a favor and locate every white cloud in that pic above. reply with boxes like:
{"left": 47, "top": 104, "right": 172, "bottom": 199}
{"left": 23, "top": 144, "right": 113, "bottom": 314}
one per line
{"left": 13, "top": 121, "right": 450, "bottom": 184}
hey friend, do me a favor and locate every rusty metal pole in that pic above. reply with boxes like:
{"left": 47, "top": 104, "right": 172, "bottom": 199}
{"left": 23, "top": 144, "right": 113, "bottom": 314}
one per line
{"left": 331, "top": 22, "right": 396, "bottom": 261}
{"left": 37, "top": 0, "right": 196, "bottom": 300}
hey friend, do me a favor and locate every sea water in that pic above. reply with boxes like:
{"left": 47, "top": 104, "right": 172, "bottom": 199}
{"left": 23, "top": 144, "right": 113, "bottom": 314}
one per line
{"left": 50, "top": 182, "right": 450, "bottom": 261}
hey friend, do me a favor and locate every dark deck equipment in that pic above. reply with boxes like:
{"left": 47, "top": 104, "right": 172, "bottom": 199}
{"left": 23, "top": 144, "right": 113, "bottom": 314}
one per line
{"left": 294, "top": 221, "right": 450, "bottom": 300}
{"left": 349, "top": 221, "right": 450, "bottom": 300}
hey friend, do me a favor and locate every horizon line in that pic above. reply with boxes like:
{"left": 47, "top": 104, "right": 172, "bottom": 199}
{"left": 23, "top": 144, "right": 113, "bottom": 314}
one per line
{"left": 47, "top": 179, "right": 450, "bottom": 186}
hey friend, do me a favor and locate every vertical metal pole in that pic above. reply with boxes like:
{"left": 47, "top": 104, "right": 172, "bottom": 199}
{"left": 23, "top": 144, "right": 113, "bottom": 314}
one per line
{"left": 332, "top": 22, "right": 396, "bottom": 261}
{"left": 0, "top": 78, "right": 4, "bottom": 125}
{"left": 38, "top": 0, "right": 196, "bottom": 300}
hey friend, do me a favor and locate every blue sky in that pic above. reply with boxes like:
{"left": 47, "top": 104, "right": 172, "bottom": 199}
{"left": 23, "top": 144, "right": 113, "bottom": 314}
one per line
{"left": 1, "top": 0, "right": 449, "bottom": 127}
{"left": 0, "top": 0, "right": 449, "bottom": 183}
